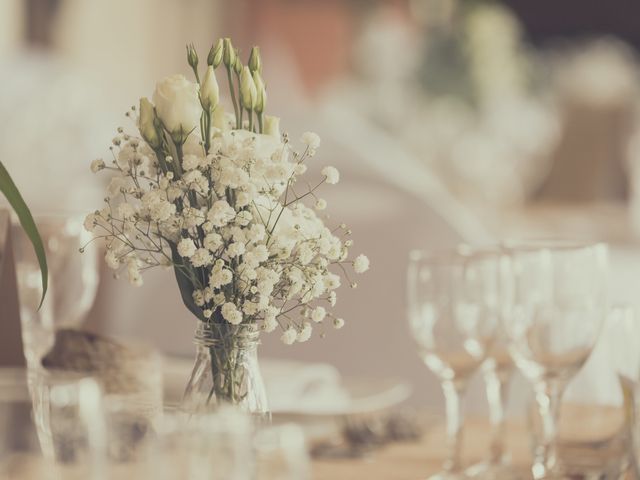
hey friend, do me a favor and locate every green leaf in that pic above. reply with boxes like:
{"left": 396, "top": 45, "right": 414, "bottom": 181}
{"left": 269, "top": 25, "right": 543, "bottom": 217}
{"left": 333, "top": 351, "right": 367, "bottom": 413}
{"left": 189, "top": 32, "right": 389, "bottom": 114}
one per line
{"left": 169, "top": 241, "right": 205, "bottom": 321}
{"left": 0, "top": 161, "right": 48, "bottom": 309}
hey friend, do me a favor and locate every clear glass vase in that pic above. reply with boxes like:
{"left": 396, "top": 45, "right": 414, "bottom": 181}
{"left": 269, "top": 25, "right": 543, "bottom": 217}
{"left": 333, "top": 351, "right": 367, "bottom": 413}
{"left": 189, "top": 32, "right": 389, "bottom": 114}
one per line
{"left": 181, "top": 322, "right": 270, "bottom": 421}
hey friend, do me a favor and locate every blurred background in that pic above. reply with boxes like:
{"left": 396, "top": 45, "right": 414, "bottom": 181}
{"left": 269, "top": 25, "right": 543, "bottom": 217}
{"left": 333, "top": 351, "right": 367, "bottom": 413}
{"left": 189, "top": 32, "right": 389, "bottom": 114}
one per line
{"left": 3, "top": 0, "right": 640, "bottom": 416}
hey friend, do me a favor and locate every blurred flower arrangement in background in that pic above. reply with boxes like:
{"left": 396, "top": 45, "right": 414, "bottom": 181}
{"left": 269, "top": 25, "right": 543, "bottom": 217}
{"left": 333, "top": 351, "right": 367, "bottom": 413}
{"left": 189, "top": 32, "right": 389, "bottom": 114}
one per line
{"left": 350, "top": 0, "right": 560, "bottom": 210}
{"left": 83, "top": 39, "right": 368, "bottom": 411}
{"left": 411, "top": 0, "right": 560, "bottom": 207}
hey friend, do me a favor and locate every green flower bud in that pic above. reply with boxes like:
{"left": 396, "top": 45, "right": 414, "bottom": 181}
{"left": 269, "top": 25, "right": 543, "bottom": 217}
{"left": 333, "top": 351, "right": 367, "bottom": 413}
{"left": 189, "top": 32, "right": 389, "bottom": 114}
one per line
{"left": 223, "top": 38, "right": 235, "bottom": 68}
{"left": 252, "top": 71, "right": 266, "bottom": 114}
{"left": 186, "top": 43, "right": 198, "bottom": 70}
{"left": 208, "top": 38, "right": 224, "bottom": 67}
{"left": 239, "top": 66, "right": 257, "bottom": 110}
{"left": 200, "top": 65, "right": 220, "bottom": 112}
{"left": 139, "top": 97, "right": 161, "bottom": 148}
{"left": 233, "top": 49, "right": 242, "bottom": 75}
{"left": 248, "top": 46, "right": 261, "bottom": 73}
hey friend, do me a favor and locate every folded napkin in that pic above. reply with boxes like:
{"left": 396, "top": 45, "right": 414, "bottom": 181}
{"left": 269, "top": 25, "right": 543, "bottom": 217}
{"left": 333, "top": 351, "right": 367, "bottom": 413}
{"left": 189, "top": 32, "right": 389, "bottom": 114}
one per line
{"left": 261, "top": 359, "right": 351, "bottom": 414}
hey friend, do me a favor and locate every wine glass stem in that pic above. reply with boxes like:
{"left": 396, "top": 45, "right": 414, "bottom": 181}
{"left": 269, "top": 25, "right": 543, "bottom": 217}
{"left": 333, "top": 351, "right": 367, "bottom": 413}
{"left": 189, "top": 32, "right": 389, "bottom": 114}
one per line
{"left": 533, "top": 380, "right": 564, "bottom": 478}
{"left": 485, "top": 368, "right": 510, "bottom": 464}
{"left": 442, "top": 380, "right": 466, "bottom": 473}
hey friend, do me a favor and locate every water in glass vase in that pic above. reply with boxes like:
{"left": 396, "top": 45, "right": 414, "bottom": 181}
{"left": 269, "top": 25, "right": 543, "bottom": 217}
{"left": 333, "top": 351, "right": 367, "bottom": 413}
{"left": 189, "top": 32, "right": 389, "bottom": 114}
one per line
{"left": 181, "top": 322, "right": 270, "bottom": 421}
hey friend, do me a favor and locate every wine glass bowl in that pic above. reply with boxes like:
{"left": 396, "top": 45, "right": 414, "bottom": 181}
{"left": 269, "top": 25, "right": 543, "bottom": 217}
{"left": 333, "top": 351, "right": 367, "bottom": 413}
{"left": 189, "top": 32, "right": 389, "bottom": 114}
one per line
{"left": 408, "top": 250, "right": 497, "bottom": 384}
{"left": 503, "top": 241, "right": 608, "bottom": 384}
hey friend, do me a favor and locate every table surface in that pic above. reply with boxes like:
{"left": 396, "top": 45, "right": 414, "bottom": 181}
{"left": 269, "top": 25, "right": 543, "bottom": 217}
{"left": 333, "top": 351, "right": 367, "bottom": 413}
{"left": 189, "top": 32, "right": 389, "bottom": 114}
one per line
{"left": 312, "top": 405, "right": 628, "bottom": 480}
{"left": 312, "top": 418, "right": 532, "bottom": 480}
{"left": 1, "top": 407, "right": 626, "bottom": 479}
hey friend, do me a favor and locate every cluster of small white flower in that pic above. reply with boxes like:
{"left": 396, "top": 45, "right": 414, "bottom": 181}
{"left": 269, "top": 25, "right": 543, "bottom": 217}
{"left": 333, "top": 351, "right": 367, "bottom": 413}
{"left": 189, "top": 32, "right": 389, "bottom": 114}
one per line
{"left": 85, "top": 75, "right": 369, "bottom": 344}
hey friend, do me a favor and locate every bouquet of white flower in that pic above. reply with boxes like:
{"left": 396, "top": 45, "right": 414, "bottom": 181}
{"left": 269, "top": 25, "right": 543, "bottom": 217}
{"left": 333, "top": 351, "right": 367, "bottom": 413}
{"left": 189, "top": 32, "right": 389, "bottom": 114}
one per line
{"left": 84, "top": 40, "right": 368, "bottom": 414}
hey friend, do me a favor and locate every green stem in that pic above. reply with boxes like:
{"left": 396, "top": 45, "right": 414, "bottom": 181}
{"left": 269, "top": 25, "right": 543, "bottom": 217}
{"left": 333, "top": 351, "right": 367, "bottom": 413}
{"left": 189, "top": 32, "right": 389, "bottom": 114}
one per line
{"left": 155, "top": 149, "right": 169, "bottom": 175}
{"left": 247, "top": 109, "right": 253, "bottom": 132}
{"left": 174, "top": 143, "right": 184, "bottom": 178}
{"left": 204, "top": 111, "right": 212, "bottom": 154}
{"left": 226, "top": 67, "right": 240, "bottom": 129}
{"left": 192, "top": 66, "right": 200, "bottom": 84}
{"left": 257, "top": 113, "right": 263, "bottom": 134}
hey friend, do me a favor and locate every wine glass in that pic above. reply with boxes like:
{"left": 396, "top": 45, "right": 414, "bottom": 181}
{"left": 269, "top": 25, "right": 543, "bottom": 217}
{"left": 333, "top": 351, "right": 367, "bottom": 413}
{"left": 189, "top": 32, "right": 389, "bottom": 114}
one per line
{"left": 254, "top": 424, "right": 311, "bottom": 480}
{"left": 11, "top": 213, "right": 99, "bottom": 367}
{"left": 454, "top": 247, "right": 523, "bottom": 480}
{"left": 502, "top": 240, "right": 608, "bottom": 479}
{"left": 408, "top": 249, "right": 500, "bottom": 479}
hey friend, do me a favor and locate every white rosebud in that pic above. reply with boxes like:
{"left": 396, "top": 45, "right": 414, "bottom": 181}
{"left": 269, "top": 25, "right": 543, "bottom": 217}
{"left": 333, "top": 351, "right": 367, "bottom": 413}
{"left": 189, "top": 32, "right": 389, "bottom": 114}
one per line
{"left": 239, "top": 66, "right": 257, "bottom": 110}
{"left": 248, "top": 46, "right": 262, "bottom": 73}
{"left": 353, "top": 254, "right": 370, "bottom": 273}
{"left": 333, "top": 318, "right": 345, "bottom": 329}
{"left": 264, "top": 115, "right": 280, "bottom": 138}
{"left": 314, "top": 199, "right": 327, "bottom": 211}
{"left": 152, "top": 74, "right": 201, "bottom": 143}
{"left": 139, "top": 98, "right": 161, "bottom": 149}
{"left": 321, "top": 166, "right": 340, "bottom": 184}
{"left": 208, "top": 39, "right": 224, "bottom": 67}
{"left": 200, "top": 65, "right": 220, "bottom": 112}
{"left": 223, "top": 38, "right": 236, "bottom": 68}
{"left": 252, "top": 71, "right": 266, "bottom": 114}
{"left": 281, "top": 327, "right": 297, "bottom": 345}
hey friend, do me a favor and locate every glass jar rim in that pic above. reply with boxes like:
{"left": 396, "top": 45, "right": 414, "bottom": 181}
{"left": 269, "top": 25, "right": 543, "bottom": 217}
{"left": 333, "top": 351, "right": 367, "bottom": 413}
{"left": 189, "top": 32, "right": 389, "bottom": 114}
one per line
{"left": 194, "top": 322, "right": 260, "bottom": 347}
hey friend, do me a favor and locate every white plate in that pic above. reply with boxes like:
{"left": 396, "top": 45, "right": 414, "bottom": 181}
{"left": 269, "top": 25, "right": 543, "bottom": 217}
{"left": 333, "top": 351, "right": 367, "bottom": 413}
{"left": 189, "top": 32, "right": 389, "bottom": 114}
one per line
{"left": 162, "top": 356, "right": 411, "bottom": 417}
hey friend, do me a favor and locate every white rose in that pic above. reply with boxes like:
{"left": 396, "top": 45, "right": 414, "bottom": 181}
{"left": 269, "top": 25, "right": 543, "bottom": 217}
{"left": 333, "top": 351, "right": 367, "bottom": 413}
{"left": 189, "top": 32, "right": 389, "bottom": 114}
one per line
{"left": 152, "top": 74, "right": 201, "bottom": 142}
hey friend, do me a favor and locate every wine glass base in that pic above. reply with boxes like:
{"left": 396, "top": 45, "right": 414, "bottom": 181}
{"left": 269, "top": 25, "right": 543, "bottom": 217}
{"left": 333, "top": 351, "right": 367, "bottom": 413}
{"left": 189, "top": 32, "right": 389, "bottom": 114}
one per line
{"left": 464, "top": 461, "right": 527, "bottom": 479}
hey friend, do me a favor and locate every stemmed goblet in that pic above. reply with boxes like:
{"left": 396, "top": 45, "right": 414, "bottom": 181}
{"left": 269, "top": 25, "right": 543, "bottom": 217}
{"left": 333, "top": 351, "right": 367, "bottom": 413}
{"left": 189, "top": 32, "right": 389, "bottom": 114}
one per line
{"left": 502, "top": 240, "right": 608, "bottom": 479}
{"left": 456, "top": 247, "right": 523, "bottom": 480}
{"left": 408, "top": 249, "right": 501, "bottom": 479}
